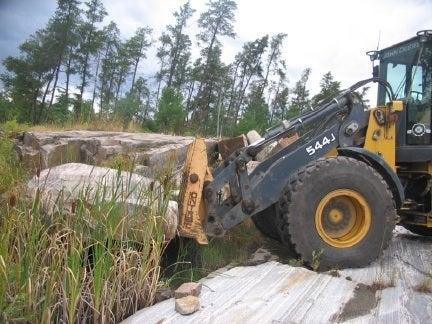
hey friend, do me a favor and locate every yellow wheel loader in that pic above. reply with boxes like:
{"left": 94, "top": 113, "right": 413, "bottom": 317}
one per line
{"left": 178, "top": 30, "right": 432, "bottom": 270}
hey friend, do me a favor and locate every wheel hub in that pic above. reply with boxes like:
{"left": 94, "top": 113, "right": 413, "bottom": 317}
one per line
{"left": 322, "top": 199, "right": 356, "bottom": 237}
{"left": 316, "top": 189, "right": 371, "bottom": 248}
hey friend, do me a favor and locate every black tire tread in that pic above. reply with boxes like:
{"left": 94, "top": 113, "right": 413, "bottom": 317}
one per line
{"left": 278, "top": 156, "right": 396, "bottom": 271}
{"left": 251, "top": 204, "right": 281, "bottom": 241}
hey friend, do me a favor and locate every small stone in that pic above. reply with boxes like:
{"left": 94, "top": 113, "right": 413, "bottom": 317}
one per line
{"left": 246, "top": 129, "right": 262, "bottom": 145}
{"left": 247, "top": 248, "right": 272, "bottom": 266}
{"left": 174, "top": 282, "right": 202, "bottom": 298}
{"left": 175, "top": 295, "right": 200, "bottom": 315}
{"left": 154, "top": 289, "right": 173, "bottom": 303}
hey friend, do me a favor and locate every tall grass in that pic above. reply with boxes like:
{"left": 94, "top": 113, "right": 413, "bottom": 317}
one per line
{"left": 0, "top": 136, "right": 174, "bottom": 322}
{"left": 0, "top": 126, "right": 270, "bottom": 322}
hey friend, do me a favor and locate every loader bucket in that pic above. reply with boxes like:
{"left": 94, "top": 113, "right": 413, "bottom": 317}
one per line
{"left": 178, "top": 139, "right": 213, "bottom": 244}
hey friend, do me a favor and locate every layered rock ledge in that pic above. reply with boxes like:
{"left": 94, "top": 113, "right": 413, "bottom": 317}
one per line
{"left": 14, "top": 131, "right": 218, "bottom": 178}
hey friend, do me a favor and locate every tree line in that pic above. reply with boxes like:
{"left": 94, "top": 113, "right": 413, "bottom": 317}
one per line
{"left": 0, "top": 0, "right": 361, "bottom": 137}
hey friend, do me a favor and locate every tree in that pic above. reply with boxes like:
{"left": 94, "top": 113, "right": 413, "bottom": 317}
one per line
{"left": 132, "top": 76, "right": 153, "bottom": 127}
{"left": 288, "top": 68, "right": 311, "bottom": 118}
{"left": 262, "top": 34, "right": 288, "bottom": 124}
{"left": 156, "top": 1, "right": 195, "bottom": 93}
{"left": 44, "top": 0, "right": 81, "bottom": 120}
{"left": 311, "top": 71, "right": 341, "bottom": 108}
{"left": 1, "top": 30, "right": 56, "bottom": 124}
{"left": 0, "top": 0, "right": 82, "bottom": 124}
{"left": 49, "top": 93, "right": 73, "bottom": 125}
{"left": 225, "top": 36, "right": 268, "bottom": 135}
{"left": 191, "top": 0, "right": 237, "bottom": 133}
{"left": 126, "top": 27, "right": 153, "bottom": 94}
{"left": 269, "top": 79, "right": 289, "bottom": 123}
{"left": 115, "top": 94, "right": 139, "bottom": 130}
{"left": 357, "top": 86, "right": 371, "bottom": 107}
{"left": 112, "top": 42, "right": 132, "bottom": 109}
{"left": 74, "top": 0, "right": 107, "bottom": 122}
{"left": 155, "top": 87, "right": 186, "bottom": 134}
{"left": 97, "top": 21, "right": 121, "bottom": 118}
{"left": 258, "top": 33, "right": 287, "bottom": 99}
{"left": 236, "top": 82, "right": 270, "bottom": 136}
{"left": 0, "top": 91, "right": 12, "bottom": 123}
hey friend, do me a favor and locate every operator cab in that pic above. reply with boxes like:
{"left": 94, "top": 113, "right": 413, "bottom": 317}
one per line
{"left": 371, "top": 30, "right": 432, "bottom": 162}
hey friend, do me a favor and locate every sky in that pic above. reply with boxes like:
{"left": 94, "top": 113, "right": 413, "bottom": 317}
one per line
{"left": 0, "top": 0, "right": 431, "bottom": 103}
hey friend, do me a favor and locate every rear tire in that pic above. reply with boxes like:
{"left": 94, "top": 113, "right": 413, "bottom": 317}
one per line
{"left": 278, "top": 156, "right": 396, "bottom": 271}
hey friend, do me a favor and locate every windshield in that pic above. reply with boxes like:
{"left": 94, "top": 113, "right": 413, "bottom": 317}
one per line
{"left": 378, "top": 36, "right": 432, "bottom": 145}
{"left": 379, "top": 38, "right": 431, "bottom": 102}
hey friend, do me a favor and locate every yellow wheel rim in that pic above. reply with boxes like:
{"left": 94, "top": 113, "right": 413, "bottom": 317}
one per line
{"left": 315, "top": 189, "right": 371, "bottom": 248}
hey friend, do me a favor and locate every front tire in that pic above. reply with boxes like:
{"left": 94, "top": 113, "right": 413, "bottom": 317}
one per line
{"left": 251, "top": 204, "right": 281, "bottom": 241}
{"left": 278, "top": 156, "right": 396, "bottom": 271}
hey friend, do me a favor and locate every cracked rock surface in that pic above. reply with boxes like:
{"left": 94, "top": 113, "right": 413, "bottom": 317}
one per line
{"left": 122, "top": 226, "right": 432, "bottom": 323}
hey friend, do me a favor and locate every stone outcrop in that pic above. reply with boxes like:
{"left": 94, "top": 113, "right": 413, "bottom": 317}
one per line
{"left": 14, "top": 131, "right": 219, "bottom": 242}
{"left": 16, "top": 131, "right": 222, "bottom": 243}
{"left": 14, "top": 131, "right": 218, "bottom": 178}
{"left": 13, "top": 130, "right": 293, "bottom": 181}
{"left": 121, "top": 226, "right": 432, "bottom": 323}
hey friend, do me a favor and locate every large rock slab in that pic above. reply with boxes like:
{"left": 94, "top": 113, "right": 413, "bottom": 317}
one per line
{"left": 27, "top": 162, "right": 178, "bottom": 241}
{"left": 121, "top": 226, "right": 432, "bottom": 323}
{"left": 15, "top": 131, "right": 217, "bottom": 178}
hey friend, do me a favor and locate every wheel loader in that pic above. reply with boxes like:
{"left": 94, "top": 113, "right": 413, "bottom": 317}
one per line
{"left": 177, "top": 30, "right": 432, "bottom": 270}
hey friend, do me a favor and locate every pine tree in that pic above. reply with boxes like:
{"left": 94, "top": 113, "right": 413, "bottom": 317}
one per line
{"left": 311, "top": 71, "right": 341, "bottom": 108}
{"left": 191, "top": 0, "right": 237, "bottom": 134}
{"left": 155, "top": 87, "right": 186, "bottom": 134}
